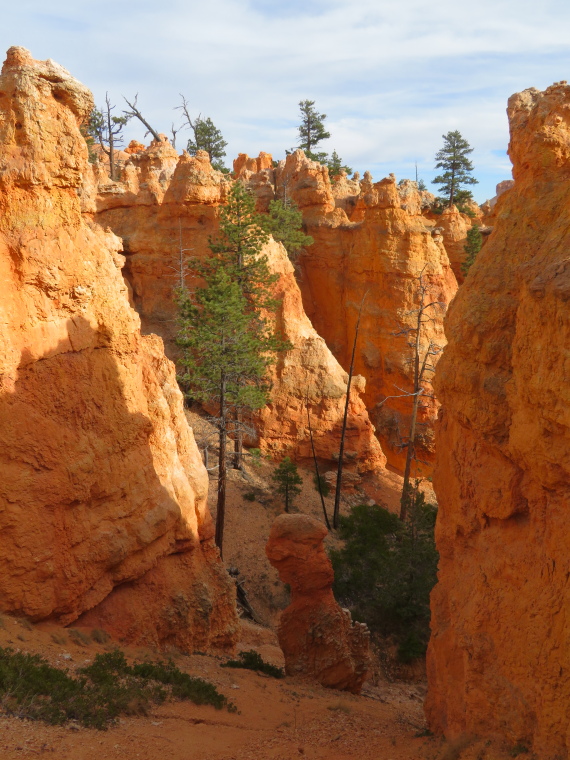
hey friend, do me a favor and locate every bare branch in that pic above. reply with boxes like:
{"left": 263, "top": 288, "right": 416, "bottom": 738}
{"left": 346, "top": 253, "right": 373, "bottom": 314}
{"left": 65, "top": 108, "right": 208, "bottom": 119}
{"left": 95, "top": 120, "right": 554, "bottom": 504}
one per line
{"left": 123, "top": 94, "right": 161, "bottom": 142}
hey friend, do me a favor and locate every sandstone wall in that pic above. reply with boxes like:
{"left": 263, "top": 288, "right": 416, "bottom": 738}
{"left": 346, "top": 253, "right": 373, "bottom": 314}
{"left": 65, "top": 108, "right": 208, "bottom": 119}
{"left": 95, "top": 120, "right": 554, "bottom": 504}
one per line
{"left": 426, "top": 82, "right": 570, "bottom": 757}
{"left": 0, "top": 47, "right": 237, "bottom": 651}
{"left": 93, "top": 147, "right": 384, "bottom": 475}
{"left": 247, "top": 152, "right": 458, "bottom": 475}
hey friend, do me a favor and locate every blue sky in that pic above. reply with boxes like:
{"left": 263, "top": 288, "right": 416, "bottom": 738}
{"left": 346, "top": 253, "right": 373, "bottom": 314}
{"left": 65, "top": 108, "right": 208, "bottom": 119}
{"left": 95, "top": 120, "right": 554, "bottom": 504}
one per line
{"left": 3, "top": 0, "right": 570, "bottom": 201}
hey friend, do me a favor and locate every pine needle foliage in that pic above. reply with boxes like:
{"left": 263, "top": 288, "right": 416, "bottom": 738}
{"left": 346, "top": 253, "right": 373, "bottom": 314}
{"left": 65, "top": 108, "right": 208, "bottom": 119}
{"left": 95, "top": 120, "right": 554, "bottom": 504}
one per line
{"left": 258, "top": 199, "right": 314, "bottom": 260}
{"left": 461, "top": 224, "right": 483, "bottom": 276}
{"left": 433, "top": 130, "right": 478, "bottom": 208}
{"left": 271, "top": 457, "right": 303, "bottom": 512}
{"left": 326, "top": 149, "right": 353, "bottom": 179}
{"left": 296, "top": 99, "right": 331, "bottom": 155}
{"left": 331, "top": 487, "right": 438, "bottom": 662}
{"left": 187, "top": 116, "right": 228, "bottom": 172}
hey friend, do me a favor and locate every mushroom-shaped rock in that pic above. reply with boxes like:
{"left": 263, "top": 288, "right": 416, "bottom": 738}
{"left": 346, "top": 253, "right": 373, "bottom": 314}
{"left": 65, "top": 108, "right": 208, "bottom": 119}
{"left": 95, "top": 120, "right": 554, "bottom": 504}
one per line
{"left": 266, "top": 514, "right": 370, "bottom": 693}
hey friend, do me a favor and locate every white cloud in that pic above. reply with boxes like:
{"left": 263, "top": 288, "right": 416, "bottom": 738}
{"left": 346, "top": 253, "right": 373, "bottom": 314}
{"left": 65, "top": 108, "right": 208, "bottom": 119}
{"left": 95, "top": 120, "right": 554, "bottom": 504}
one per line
{"left": 2, "top": 0, "right": 569, "bottom": 200}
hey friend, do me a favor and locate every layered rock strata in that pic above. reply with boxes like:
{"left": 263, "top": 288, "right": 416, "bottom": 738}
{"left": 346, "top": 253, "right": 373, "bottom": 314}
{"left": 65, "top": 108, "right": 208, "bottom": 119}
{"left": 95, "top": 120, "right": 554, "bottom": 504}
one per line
{"left": 266, "top": 514, "right": 370, "bottom": 692}
{"left": 0, "top": 47, "right": 237, "bottom": 651}
{"left": 92, "top": 146, "right": 384, "bottom": 474}
{"left": 241, "top": 152, "right": 458, "bottom": 475}
{"left": 426, "top": 82, "right": 570, "bottom": 757}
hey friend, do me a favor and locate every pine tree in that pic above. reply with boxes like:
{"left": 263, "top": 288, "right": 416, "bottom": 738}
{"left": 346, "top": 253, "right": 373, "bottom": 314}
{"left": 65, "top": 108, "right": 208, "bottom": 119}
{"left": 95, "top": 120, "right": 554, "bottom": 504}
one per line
{"left": 258, "top": 199, "right": 314, "bottom": 260}
{"left": 461, "top": 225, "right": 482, "bottom": 276}
{"left": 206, "top": 182, "right": 289, "bottom": 471}
{"left": 295, "top": 100, "right": 331, "bottom": 161}
{"left": 187, "top": 116, "right": 228, "bottom": 172}
{"left": 271, "top": 457, "right": 303, "bottom": 512}
{"left": 177, "top": 268, "right": 277, "bottom": 556}
{"left": 432, "top": 130, "right": 478, "bottom": 208}
{"left": 326, "top": 150, "right": 352, "bottom": 179}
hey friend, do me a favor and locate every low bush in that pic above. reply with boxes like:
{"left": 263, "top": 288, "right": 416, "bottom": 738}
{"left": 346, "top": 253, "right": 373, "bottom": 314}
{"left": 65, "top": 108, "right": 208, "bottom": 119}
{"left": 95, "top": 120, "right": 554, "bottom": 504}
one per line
{"left": 0, "top": 647, "right": 233, "bottom": 729}
{"left": 331, "top": 487, "right": 438, "bottom": 662}
{"left": 221, "top": 650, "right": 284, "bottom": 679}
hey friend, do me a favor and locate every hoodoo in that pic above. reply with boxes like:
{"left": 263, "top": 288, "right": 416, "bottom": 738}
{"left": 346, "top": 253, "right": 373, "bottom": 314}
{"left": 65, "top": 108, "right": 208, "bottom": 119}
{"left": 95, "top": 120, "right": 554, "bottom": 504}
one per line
{"left": 426, "top": 82, "right": 570, "bottom": 757}
{"left": 0, "top": 48, "right": 238, "bottom": 651}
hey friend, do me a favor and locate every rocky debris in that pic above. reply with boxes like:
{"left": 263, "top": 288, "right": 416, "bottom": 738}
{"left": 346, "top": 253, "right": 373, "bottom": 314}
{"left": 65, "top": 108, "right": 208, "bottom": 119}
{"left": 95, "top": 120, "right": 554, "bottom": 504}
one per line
{"left": 266, "top": 514, "right": 370, "bottom": 693}
{"left": 425, "top": 82, "right": 570, "bottom": 758}
{"left": 0, "top": 47, "right": 238, "bottom": 651}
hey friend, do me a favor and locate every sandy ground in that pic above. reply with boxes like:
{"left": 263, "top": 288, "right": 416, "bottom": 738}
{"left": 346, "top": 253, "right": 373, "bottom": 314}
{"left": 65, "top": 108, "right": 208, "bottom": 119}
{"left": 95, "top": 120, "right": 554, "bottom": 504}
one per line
{"left": 0, "top": 415, "right": 514, "bottom": 759}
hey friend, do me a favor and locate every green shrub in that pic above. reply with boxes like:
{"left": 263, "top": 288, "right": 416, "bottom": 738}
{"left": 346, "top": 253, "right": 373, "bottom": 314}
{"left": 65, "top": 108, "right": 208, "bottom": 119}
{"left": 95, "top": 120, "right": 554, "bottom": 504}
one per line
{"left": 0, "top": 647, "right": 233, "bottom": 730}
{"left": 331, "top": 488, "right": 438, "bottom": 662}
{"left": 313, "top": 472, "right": 330, "bottom": 498}
{"left": 90, "top": 628, "right": 110, "bottom": 644}
{"left": 243, "top": 492, "right": 256, "bottom": 502}
{"left": 221, "top": 650, "right": 284, "bottom": 679}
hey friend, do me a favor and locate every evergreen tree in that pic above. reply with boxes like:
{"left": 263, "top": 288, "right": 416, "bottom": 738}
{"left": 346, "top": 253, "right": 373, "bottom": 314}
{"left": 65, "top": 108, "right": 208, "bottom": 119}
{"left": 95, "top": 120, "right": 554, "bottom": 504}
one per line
{"left": 271, "top": 457, "right": 303, "bottom": 512}
{"left": 177, "top": 269, "right": 277, "bottom": 556}
{"left": 461, "top": 224, "right": 482, "bottom": 276}
{"left": 432, "top": 130, "right": 478, "bottom": 208}
{"left": 326, "top": 149, "right": 352, "bottom": 179}
{"left": 295, "top": 100, "right": 331, "bottom": 161}
{"left": 206, "top": 182, "right": 289, "bottom": 471}
{"left": 258, "top": 199, "right": 314, "bottom": 260}
{"left": 331, "top": 487, "right": 438, "bottom": 662}
{"left": 187, "top": 116, "right": 228, "bottom": 172}
{"left": 87, "top": 94, "right": 130, "bottom": 181}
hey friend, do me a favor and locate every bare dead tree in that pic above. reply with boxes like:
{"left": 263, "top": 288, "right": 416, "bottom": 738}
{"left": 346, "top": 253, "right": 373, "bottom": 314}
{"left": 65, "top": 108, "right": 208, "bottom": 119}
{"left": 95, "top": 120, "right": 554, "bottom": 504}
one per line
{"left": 176, "top": 94, "right": 201, "bottom": 149}
{"left": 333, "top": 291, "right": 368, "bottom": 529}
{"left": 306, "top": 390, "right": 331, "bottom": 530}
{"left": 170, "top": 122, "right": 182, "bottom": 149}
{"left": 89, "top": 93, "right": 130, "bottom": 181}
{"left": 379, "top": 266, "right": 444, "bottom": 520}
{"left": 123, "top": 94, "right": 161, "bottom": 143}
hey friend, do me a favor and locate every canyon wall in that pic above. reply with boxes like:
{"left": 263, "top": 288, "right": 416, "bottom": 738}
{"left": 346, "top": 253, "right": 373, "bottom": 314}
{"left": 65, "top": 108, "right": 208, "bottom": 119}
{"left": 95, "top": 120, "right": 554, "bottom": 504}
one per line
{"left": 240, "top": 152, "right": 458, "bottom": 474}
{"left": 426, "top": 82, "right": 570, "bottom": 757}
{"left": 92, "top": 147, "right": 385, "bottom": 475}
{"left": 0, "top": 47, "right": 237, "bottom": 650}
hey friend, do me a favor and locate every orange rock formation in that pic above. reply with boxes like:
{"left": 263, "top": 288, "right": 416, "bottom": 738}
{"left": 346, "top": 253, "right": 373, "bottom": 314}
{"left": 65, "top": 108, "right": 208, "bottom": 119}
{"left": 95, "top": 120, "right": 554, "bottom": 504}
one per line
{"left": 266, "top": 514, "right": 370, "bottom": 692}
{"left": 426, "top": 82, "right": 570, "bottom": 757}
{"left": 240, "top": 151, "right": 457, "bottom": 474}
{"left": 92, "top": 147, "right": 384, "bottom": 475}
{"left": 0, "top": 47, "right": 237, "bottom": 651}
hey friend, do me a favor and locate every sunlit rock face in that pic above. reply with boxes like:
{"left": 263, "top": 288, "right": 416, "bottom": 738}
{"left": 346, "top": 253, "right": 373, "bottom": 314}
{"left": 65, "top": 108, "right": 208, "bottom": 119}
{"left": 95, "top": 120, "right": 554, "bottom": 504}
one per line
{"left": 92, "top": 147, "right": 385, "bottom": 476}
{"left": 0, "top": 47, "right": 238, "bottom": 651}
{"left": 266, "top": 514, "right": 370, "bottom": 693}
{"left": 426, "top": 82, "right": 570, "bottom": 758}
{"left": 254, "top": 151, "right": 458, "bottom": 475}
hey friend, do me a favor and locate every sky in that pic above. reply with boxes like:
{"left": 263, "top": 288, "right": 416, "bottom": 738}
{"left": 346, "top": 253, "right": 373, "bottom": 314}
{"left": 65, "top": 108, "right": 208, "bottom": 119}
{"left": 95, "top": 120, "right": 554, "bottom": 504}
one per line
{"left": 3, "top": 0, "right": 570, "bottom": 202}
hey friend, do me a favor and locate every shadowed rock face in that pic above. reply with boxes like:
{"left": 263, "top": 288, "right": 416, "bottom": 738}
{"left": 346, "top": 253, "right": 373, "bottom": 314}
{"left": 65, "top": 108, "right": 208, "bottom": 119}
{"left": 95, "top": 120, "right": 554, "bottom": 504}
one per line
{"left": 266, "top": 514, "right": 370, "bottom": 693}
{"left": 426, "top": 82, "right": 570, "bottom": 758}
{"left": 0, "top": 47, "right": 237, "bottom": 651}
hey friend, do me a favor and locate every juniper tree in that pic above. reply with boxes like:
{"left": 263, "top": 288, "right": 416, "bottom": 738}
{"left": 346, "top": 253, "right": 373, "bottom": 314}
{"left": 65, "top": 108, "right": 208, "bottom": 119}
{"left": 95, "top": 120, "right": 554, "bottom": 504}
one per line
{"left": 87, "top": 94, "right": 131, "bottom": 180}
{"left": 433, "top": 130, "right": 478, "bottom": 208}
{"left": 295, "top": 99, "right": 330, "bottom": 162}
{"left": 258, "top": 199, "right": 314, "bottom": 260}
{"left": 271, "top": 457, "right": 303, "bottom": 513}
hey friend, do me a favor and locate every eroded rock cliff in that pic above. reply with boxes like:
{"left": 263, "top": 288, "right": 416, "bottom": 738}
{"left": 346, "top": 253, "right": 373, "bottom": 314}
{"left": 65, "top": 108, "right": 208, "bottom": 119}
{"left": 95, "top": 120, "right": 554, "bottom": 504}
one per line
{"left": 92, "top": 147, "right": 384, "bottom": 475}
{"left": 426, "top": 82, "right": 570, "bottom": 757}
{"left": 0, "top": 47, "right": 237, "bottom": 651}
{"left": 249, "top": 152, "right": 458, "bottom": 475}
